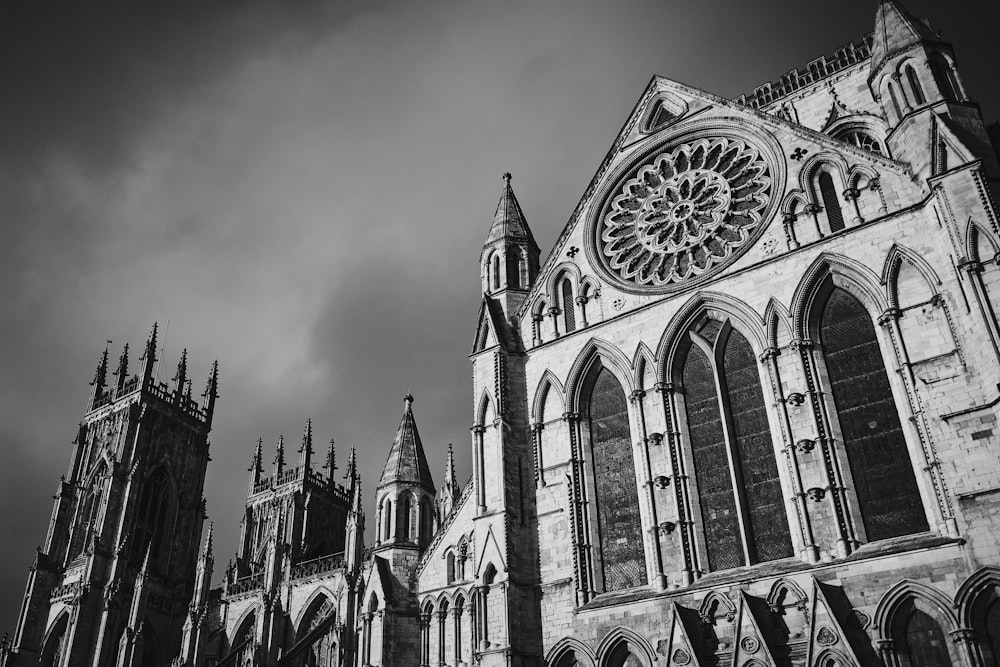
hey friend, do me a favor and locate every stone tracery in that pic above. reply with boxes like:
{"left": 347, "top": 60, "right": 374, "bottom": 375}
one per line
{"left": 598, "top": 136, "right": 773, "bottom": 290}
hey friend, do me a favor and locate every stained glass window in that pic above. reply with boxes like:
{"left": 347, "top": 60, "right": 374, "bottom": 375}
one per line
{"left": 898, "top": 609, "right": 953, "bottom": 667}
{"left": 819, "top": 172, "right": 845, "bottom": 232}
{"left": 682, "top": 324, "right": 792, "bottom": 571}
{"left": 588, "top": 367, "right": 646, "bottom": 591}
{"left": 562, "top": 279, "right": 576, "bottom": 333}
{"left": 820, "top": 288, "right": 927, "bottom": 540}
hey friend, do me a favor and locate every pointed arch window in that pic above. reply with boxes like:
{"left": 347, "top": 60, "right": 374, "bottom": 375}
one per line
{"left": 680, "top": 321, "right": 792, "bottom": 571}
{"left": 506, "top": 248, "right": 522, "bottom": 289}
{"left": 561, "top": 278, "right": 576, "bottom": 333}
{"left": 491, "top": 254, "right": 501, "bottom": 291}
{"left": 888, "top": 81, "right": 904, "bottom": 120}
{"left": 930, "top": 53, "right": 961, "bottom": 102}
{"left": 818, "top": 288, "right": 927, "bottom": 540}
{"left": 905, "top": 64, "right": 926, "bottom": 106}
{"left": 399, "top": 494, "right": 412, "bottom": 541}
{"left": 380, "top": 498, "right": 392, "bottom": 542}
{"left": 818, "top": 172, "right": 845, "bottom": 233}
{"left": 891, "top": 605, "right": 955, "bottom": 667}
{"left": 132, "top": 468, "right": 174, "bottom": 566}
{"left": 583, "top": 365, "right": 646, "bottom": 591}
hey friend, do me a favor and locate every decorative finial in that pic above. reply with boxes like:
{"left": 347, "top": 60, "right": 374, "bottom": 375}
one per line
{"left": 502, "top": 172, "right": 512, "bottom": 184}
{"left": 202, "top": 360, "right": 220, "bottom": 419}
{"left": 204, "top": 522, "right": 214, "bottom": 558}
{"left": 90, "top": 341, "right": 111, "bottom": 391}
{"left": 324, "top": 438, "right": 336, "bottom": 476}
{"left": 404, "top": 392, "right": 414, "bottom": 406}
{"left": 173, "top": 348, "right": 188, "bottom": 394}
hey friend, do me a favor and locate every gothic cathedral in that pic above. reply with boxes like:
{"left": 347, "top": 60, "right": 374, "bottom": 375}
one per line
{"left": 4, "top": 1, "right": 1000, "bottom": 666}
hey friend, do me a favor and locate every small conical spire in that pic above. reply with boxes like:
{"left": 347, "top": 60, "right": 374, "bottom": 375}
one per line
{"left": 114, "top": 343, "right": 130, "bottom": 393}
{"left": 485, "top": 172, "right": 538, "bottom": 251}
{"left": 345, "top": 446, "right": 357, "bottom": 486}
{"left": 141, "top": 323, "right": 158, "bottom": 380}
{"left": 249, "top": 438, "right": 264, "bottom": 479}
{"left": 444, "top": 443, "right": 457, "bottom": 489}
{"left": 324, "top": 439, "right": 337, "bottom": 484}
{"left": 173, "top": 348, "right": 188, "bottom": 395}
{"left": 274, "top": 435, "right": 285, "bottom": 475}
{"left": 203, "top": 522, "right": 214, "bottom": 559}
{"left": 299, "top": 419, "right": 314, "bottom": 470}
{"left": 870, "top": 0, "right": 943, "bottom": 77}
{"left": 377, "top": 393, "right": 435, "bottom": 494}
{"left": 201, "top": 360, "right": 219, "bottom": 421}
{"left": 90, "top": 341, "right": 111, "bottom": 404}
{"left": 352, "top": 478, "right": 362, "bottom": 513}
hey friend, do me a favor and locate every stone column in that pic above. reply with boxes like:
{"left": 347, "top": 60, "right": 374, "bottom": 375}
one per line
{"left": 877, "top": 639, "right": 902, "bottom": 667}
{"left": 951, "top": 628, "right": 986, "bottom": 667}
{"left": 783, "top": 212, "right": 800, "bottom": 250}
{"left": 452, "top": 606, "right": 463, "bottom": 666}
{"left": 656, "top": 382, "right": 695, "bottom": 585}
{"left": 436, "top": 610, "right": 447, "bottom": 667}
{"left": 575, "top": 295, "right": 589, "bottom": 328}
{"left": 477, "top": 585, "right": 490, "bottom": 651}
{"left": 547, "top": 306, "right": 561, "bottom": 338}
{"left": 419, "top": 612, "right": 431, "bottom": 667}
{"left": 630, "top": 389, "right": 667, "bottom": 590}
{"left": 843, "top": 187, "right": 863, "bottom": 225}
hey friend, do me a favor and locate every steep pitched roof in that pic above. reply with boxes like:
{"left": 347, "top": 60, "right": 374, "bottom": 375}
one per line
{"left": 472, "top": 294, "right": 519, "bottom": 353}
{"left": 870, "top": 0, "right": 943, "bottom": 74}
{"left": 377, "top": 395, "right": 435, "bottom": 494}
{"left": 484, "top": 173, "right": 539, "bottom": 253}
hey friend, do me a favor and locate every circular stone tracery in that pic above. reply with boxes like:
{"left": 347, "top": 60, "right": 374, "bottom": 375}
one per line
{"left": 598, "top": 136, "right": 773, "bottom": 290}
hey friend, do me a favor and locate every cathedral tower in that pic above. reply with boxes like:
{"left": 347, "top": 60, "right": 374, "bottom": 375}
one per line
{"left": 373, "top": 394, "right": 436, "bottom": 571}
{"left": 480, "top": 173, "right": 541, "bottom": 322}
{"left": 4, "top": 326, "right": 217, "bottom": 667}
{"left": 868, "top": 0, "right": 998, "bottom": 180}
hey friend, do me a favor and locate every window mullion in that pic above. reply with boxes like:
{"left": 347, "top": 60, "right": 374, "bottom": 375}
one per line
{"left": 711, "top": 343, "right": 753, "bottom": 567}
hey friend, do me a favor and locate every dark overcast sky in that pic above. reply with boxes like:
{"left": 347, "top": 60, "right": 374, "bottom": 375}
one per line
{"left": 1, "top": 0, "right": 996, "bottom": 635}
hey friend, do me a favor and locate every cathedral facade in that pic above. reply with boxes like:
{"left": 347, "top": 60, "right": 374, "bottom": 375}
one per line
{"left": 4, "top": 1, "right": 1000, "bottom": 666}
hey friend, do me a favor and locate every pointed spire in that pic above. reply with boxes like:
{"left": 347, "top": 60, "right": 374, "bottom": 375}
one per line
{"left": 485, "top": 172, "right": 539, "bottom": 251}
{"left": 444, "top": 443, "right": 457, "bottom": 490}
{"left": 114, "top": 343, "right": 130, "bottom": 393}
{"left": 173, "top": 348, "right": 188, "bottom": 395}
{"left": 299, "top": 419, "right": 314, "bottom": 470}
{"left": 324, "top": 438, "right": 337, "bottom": 484}
{"left": 377, "top": 394, "right": 436, "bottom": 494}
{"left": 274, "top": 435, "right": 285, "bottom": 475}
{"left": 203, "top": 522, "right": 214, "bottom": 559}
{"left": 141, "top": 322, "right": 158, "bottom": 380}
{"left": 352, "top": 478, "right": 362, "bottom": 513}
{"left": 90, "top": 341, "right": 110, "bottom": 403}
{"left": 249, "top": 437, "right": 264, "bottom": 492}
{"left": 870, "top": 0, "right": 943, "bottom": 76}
{"left": 201, "top": 360, "right": 219, "bottom": 421}
{"left": 345, "top": 446, "right": 357, "bottom": 490}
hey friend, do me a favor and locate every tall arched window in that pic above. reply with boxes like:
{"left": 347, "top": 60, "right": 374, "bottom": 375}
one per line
{"left": 584, "top": 365, "right": 646, "bottom": 591}
{"left": 819, "top": 172, "right": 845, "bottom": 233}
{"left": 892, "top": 606, "right": 954, "bottom": 667}
{"left": 888, "top": 82, "right": 904, "bottom": 119}
{"left": 491, "top": 254, "right": 500, "bottom": 291}
{"left": 561, "top": 278, "right": 576, "bottom": 333}
{"left": 905, "top": 64, "right": 926, "bottom": 106}
{"left": 819, "top": 287, "right": 928, "bottom": 541}
{"left": 446, "top": 552, "right": 456, "bottom": 584}
{"left": 399, "top": 494, "right": 412, "bottom": 540}
{"left": 381, "top": 498, "right": 392, "bottom": 541}
{"left": 420, "top": 497, "right": 433, "bottom": 545}
{"left": 506, "top": 248, "right": 521, "bottom": 289}
{"left": 681, "top": 322, "right": 792, "bottom": 571}
{"left": 930, "top": 53, "right": 961, "bottom": 102}
{"left": 132, "top": 468, "right": 174, "bottom": 566}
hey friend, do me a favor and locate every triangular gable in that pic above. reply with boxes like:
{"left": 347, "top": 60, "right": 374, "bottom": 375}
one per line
{"left": 471, "top": 297, "right": 500, "bottom": 354}
{"left": 515, "top": 73, "right": 909, "bottom": 322}
{"left": 806, "top": 579, "right": 880, "bottom": 667}
{"left": 472, "top": 295, "right": 519, "bottom": 355}
{"left": 475, "top": 522, "right": 507, "bottom": 576}
{"left": 362, "top": 556, "right": 392, "bottom": 607}
{"left": 732, "top": 591, "right": 780, "bottom": 667}
{"left": 931, "top": 114, "right": 980, "bottom": 174}
{"left": 655, "top": 603, "right": 705, "bottom": 667}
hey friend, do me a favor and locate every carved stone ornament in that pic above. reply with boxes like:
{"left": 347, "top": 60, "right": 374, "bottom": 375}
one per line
{"left": 795, "top": 439, "right": 816, "bottom": 454}
{"left": 816, "top": 626, "right": 838, "bottom": 646}
{"left": 741, "top": 636, "right": 760, "bottom": 653}
{"left": 596, "top": 134, "right": 776, "bottom": 292}
{"left": 673, "top": 648, "right": 692, "bottom": 665}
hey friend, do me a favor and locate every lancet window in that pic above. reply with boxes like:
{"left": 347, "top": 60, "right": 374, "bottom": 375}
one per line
{"left": 561, "top": 277, "right": 576, "bottom": 333}
{"left": 679, "top": 319, "right": 792, "bottom": 571}
{"left": 905, "top": 64, "right": 926, "bottom": 106}
{"left": 582, "top": 363, "right": 646, "bottom": 591}
{"left": 132, "top": 468, "right": 174, "bottom": 566}
{"left": 817, "top": 287, "right": 928, "bottom": 540}
{"left": 818, "top": 172, "right": 845, "bottom": 233}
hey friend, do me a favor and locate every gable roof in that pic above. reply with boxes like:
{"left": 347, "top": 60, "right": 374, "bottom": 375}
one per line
{"left": 377, "top": 395, "right": 435, "bottom": 494}
{"left": 514, "top": 74, "right": 909, "bottom": 321}
{"left": 472, "top": 294, "right": 518, "bottom": 354}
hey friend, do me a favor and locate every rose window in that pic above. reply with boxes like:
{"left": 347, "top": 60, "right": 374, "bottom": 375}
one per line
{"left": 598, "top": 137, "right": 773, "bottom": 289}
